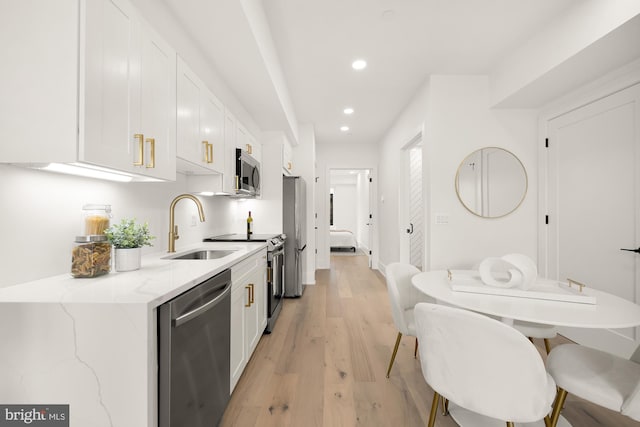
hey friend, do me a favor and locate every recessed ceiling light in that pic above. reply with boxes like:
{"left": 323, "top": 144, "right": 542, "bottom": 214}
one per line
{"left": 340, "top": 126, "right": 349, "bottom": 132}
{"left": 351, "top": 59, "right": 367, "bottom": 70}
{"left": 343, "top": 107, "right": 354, "bottom": 115}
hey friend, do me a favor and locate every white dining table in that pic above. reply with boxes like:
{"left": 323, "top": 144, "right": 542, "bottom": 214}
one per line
{"left": 411, "top": 270, "right": 640, "bottom": 427}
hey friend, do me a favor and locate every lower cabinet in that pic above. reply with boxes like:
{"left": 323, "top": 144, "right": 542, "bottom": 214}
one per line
{"left": 230, "top": 249, "right": 267, "bottom": 392}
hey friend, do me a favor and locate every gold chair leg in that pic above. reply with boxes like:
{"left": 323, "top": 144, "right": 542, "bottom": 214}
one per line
{"left": 386, "top": 332, "right": 402, "bottom": 378}
{"left": 506, "top": 422, "right": 515, "bottom": 427}
{"left": 544, "top": 338, "right": 552, "bottom": 354}
{"left": 428, "top": 392, "right": 440, "bottom": 427}
{"left": 549, "top": 388, "right": 568, "bottom": 427}
{"left": 544, "top": 415, "right": 552, "bottom": 427}
{"left": 414, "top": 337, "right": 419, "bottom": 359}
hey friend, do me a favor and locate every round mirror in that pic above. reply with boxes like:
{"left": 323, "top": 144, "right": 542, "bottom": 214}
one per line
{"left": 455, "top": 147, "right": 527, "bottom": 218}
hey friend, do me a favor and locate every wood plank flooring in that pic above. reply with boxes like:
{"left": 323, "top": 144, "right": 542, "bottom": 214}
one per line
{"left": 220, "top": 254, "right": 640, "bottom": 427}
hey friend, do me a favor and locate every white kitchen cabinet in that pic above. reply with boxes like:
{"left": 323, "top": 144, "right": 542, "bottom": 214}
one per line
{"left": 230, "top": 248, "right": 267, "bottom": 392}
{"left": 0, "top": 0, "right": 176, "bottom": 181}
{"left": 236, "top": 121, "right": 262, "bottom": 165}
{"left": 176, "top": 57, "right": 225, "bottom": 175}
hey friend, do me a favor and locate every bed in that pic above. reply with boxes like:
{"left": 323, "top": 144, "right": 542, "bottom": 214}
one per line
{"left": 329, "top": 228, "right": 358, "bottom": 252}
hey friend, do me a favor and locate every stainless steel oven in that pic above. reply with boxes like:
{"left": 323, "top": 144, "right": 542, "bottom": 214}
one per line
{"left": 266, "top": 238, "right": 285, "bottom": 334}
{"left": 158, "top": 269, "right": 231, "bottom": 427}
{"left": 203, "top": 233, "right": 285, "bottom": 333}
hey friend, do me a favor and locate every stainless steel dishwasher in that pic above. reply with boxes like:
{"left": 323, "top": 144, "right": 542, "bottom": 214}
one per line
{"left": 158, "top": 269, "right": 231, "bottom": 427}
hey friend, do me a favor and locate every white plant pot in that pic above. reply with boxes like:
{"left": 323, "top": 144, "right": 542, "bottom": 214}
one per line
{"left": 114, "top": 247, "right": 141, "bottom": 272}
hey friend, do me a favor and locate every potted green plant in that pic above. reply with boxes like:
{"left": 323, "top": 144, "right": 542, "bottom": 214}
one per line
{"left": 104, "top": 218, "right": 155, "bottom": 272}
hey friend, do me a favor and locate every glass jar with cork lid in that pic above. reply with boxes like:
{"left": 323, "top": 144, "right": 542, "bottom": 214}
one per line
{"left": 82, "top": 204, "right": 112, "bottom": 235}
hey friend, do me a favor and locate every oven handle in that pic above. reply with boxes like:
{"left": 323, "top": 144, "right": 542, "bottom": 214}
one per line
{"left": 173, "top": 281, "right": 232, "bottom": 327}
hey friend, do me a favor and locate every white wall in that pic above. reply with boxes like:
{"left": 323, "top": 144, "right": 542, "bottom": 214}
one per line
{"left": 425, "top": 76, "right": 538, "bottom": 270}
{"left": 376, "top": 76, "right": 539, "bottom": 274}
{"left": 293, "top": 124, "right": 317, "bottom": 285}
{"left": 332, "top": 183, "right": 357, "bottom": 233}
{"left": 316, "top": 142, "right": 378, "bottom": 269}
{"left": 377, "top": 81, "right": 430, "bottom": 272}
{"left": 0, "top": 165, "right": 236, "bottom": 288}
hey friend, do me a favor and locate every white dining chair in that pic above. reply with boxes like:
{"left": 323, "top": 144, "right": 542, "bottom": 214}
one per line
{"left": 385, "top": 262, "right": 434, "bottom": 378}
{"left": 547, "top": 343, "right": 640, "bottom": 426}
{"left": 414, "top": 302, "right": 556, "bottom": 427}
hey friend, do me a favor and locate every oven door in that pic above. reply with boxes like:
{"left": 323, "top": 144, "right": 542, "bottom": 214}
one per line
{"left": 267, "top": 247, "right": 284, "bottom": 323}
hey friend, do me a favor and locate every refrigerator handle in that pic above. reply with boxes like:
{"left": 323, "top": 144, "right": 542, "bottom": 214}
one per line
{"left": 297, "top": 244, "right": 307, "bottom": 252}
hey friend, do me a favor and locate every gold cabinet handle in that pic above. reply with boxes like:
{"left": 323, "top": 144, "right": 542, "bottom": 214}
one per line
{"left": 249, "top": 283, "right": 254, "bottom": 304}
{"left": 134, "top": 134, "right": 144, "bottom": 166}
{"left": 246, "top": 143, "right": 252, "bottom": 155}
{"left": 288, "top": 161, "right": 292, "bottom": 170}
{"left": 267, "top": 267, "right": 272, "bottom": 283}
{"left": 202, "top": 141, "right": 209, "bottom": 163}
{"left": 235, "top": 175, "right": 239, "bottom": 190}
{"left": 245, "top": 285, "right": 251, "bottom": 307}
{"left": 145, "top": 137, "right": 155, "bottom": 168}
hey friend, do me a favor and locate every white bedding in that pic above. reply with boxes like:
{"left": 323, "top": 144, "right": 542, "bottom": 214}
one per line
{"left": 330, "top": 229, "right": 357, "bottom": 250}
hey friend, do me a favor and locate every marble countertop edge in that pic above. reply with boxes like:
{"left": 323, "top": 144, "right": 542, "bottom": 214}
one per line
{"left": 0, "top": 241, "right": 267, "bottom": 307}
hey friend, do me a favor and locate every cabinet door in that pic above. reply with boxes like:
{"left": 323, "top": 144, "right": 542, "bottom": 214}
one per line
{"left": 223, "top": 110, "right": 238, "bottom": 193}
{"left": 230, "top": 284, "right": 247, "bottom": 392}
{"left": 176, "top": 58, "right": 201, "bottom": 167}
{"left": 134, "top": 18, "right": 176, "bottom": 180}
{"left": 82, "top": 0, "right": 137, "bottom": 171}
{"left": 245, "top": 263, "right": 266, "bottom": 355}
{"left": 200, "top": 89, "right": 225, "bottom": 174}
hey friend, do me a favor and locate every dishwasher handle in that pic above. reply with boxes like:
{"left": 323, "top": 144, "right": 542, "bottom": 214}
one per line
{"left": 173, "top": 281, "right": 231, "bottom": 327}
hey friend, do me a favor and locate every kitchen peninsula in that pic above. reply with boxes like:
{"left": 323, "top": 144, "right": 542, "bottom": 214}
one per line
{"left": 0, "top": 242, "right": 266, "bottom": 427}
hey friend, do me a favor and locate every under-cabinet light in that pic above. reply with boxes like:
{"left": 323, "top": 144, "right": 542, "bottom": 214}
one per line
{"left": 41, "top": 163, "right": 133, "bottom": 182}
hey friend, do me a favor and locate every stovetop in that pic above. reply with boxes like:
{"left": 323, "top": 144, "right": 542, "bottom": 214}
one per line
{"left": 204, "top": 234, "right": 286, "bottom": 251}
{"left": 203, "top": 233, "right": 282, "bottom": 242}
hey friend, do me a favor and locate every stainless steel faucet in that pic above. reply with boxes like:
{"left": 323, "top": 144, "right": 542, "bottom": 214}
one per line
{"left": 168, "top": 194, "right": 205, "bottom": 252}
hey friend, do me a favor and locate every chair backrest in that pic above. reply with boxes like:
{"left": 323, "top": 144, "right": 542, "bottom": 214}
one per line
{"left": 414, "top": 302, "right": 555, "bottom": 423}
{"left": 385, "top": 263, "right": 423, "bottom": 335}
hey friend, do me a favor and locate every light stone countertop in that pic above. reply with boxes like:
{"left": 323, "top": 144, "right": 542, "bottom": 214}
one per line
{"left": 0, "top": 241, "right": 267, "bottom": 306}
{"left": 0, "top": 240, "right": 267, "bottom": 427}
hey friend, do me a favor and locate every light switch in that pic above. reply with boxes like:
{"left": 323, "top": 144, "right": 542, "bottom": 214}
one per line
{"left": 435, "top": 213, "right": 449, "bottom": 225}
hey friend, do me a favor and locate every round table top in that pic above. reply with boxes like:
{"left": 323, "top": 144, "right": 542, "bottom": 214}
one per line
{"left": 412, "top": 270, "right": 640, "bottom": 329}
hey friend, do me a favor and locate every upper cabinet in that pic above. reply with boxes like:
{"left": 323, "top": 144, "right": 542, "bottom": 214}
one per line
{"left": 176, "top": 57, "right": 225, "bottom": 175}
{"left": 0, "top": 0, "right": 176, "bottom": 181}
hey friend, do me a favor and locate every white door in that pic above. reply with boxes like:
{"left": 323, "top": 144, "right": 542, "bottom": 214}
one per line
{"left": 546, "top": 84, "right": 640, "bottom": 357}
{"left": 400, "top": 135, "right": 424, "bottom": 270}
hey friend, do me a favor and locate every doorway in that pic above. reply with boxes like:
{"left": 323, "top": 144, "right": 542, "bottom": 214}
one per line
{"left": 329, "top": 169, "right": 374, "bottom": 267}
{"left": 400, "top": 134, "right": 424, "bottom": 270}
{"left": 545, "top": 83, "right": 640, "bottom": 357}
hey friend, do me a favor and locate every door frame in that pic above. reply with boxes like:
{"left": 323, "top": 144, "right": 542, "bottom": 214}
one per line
{"left": 325, "top": 167, "right": 378, "bottom": 269}
{"left": 399, "top": 132, "right": 424, "bottom": 269}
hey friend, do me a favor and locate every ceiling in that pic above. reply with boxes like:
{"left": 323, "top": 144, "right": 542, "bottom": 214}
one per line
{"left": 163, "top": 0, "right": 582, "bottom": 145}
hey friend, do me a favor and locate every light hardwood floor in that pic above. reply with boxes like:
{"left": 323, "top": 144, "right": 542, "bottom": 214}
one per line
{"left": 220, "top": 254, "right": 640, "bottom": 427}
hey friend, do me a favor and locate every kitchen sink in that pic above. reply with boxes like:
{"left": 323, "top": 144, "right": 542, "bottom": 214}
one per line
{"left": 165, "top": 249, "right": 237, "bottom": 260}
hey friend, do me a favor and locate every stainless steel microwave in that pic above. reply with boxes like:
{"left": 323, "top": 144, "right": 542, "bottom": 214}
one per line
{"left": 235, "top": 148, "right": 260, "bottom": 197}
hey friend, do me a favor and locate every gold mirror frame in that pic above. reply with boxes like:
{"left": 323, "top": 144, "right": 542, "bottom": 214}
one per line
{"left": 455, "top": 147, "right": 528, "bottom": 219}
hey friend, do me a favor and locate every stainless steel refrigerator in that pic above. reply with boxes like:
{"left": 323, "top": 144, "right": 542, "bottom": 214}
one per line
{"left": 283, "top": 176, "right": 306, "bottom": 297}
